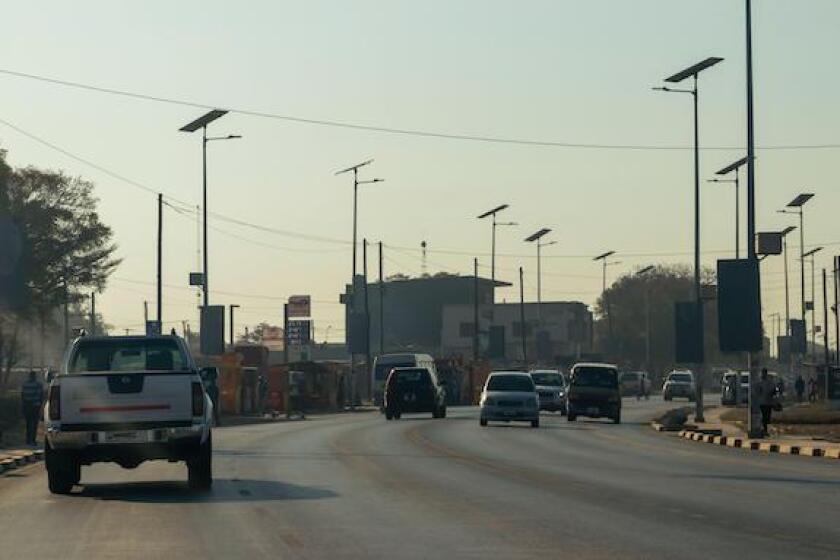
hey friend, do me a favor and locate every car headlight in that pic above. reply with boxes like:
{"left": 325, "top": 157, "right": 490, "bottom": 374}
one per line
{"left": 557, "top": 390, "right": 565, "bottom": 398}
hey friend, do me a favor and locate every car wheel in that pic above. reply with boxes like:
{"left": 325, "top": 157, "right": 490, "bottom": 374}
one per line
{"left": 479, "top": 418, "right": 488, "bottom": 427}
{"left": 440, "top": 406, "right": 447, "bottom": 419}
{"left": 613, "top": 411, "right": 621, "bottom": 425}
{"left": 46, "top": 444, "right": 77, "bottom": 495}
{"left": 567, "top": 413, "right": 577, "bottom": 422}
{"left": 385, "top": 411, "right": 393, "bottom": 420}
{"left": 531, "top": 419, "right": 539, "bottom": 428}
{"left": 394, "top": 412, "right": 401, "bottom": 420}
{"left": 188, "top": 433, "right": 213, "bottom": 491}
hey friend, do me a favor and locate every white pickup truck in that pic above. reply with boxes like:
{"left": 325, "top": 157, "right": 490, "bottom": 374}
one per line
{"left": 44, "top": 335, "right": 214, "bottom": 494}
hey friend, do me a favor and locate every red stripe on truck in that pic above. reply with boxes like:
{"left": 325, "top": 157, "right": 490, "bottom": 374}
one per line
{"left": 79, "top": 404, "right": 172, "bottom": 413}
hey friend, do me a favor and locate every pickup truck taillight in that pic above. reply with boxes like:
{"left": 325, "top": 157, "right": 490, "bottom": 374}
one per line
{"left": 192, "top": 382, "right": 205, "bottom": 417}
{"left": 48, "top": 385, "right": 61, "bottom": 420}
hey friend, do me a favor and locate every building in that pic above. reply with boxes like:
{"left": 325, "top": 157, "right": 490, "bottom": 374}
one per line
{"left": 442, "top": 301, "right": 592, "bottom": 365}
{"left": 341, "top": 274, "right": 591, "bottom": 364}
{"left": 341, "top": 273, "right": 508, "bottom": 357}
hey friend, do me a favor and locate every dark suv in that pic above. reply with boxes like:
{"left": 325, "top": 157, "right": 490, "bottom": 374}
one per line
{"left": 566, "top": 363, "right": 621, "bottom": 424}
{"left": 384, "top": 367, "right": 447, "bottom": 420}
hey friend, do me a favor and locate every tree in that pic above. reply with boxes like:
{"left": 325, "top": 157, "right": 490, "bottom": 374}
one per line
{"left": 0, "top": 149, "right": 119, "bottom": 392}
{"left": 593, "top": 264, "right": 726, "bottom": 383}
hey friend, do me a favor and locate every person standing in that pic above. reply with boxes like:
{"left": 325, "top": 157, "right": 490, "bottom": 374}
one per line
{"left": 808, "top": 377, "right": 818, "bottom": 403}
{"left": 20, "top": 371, "right": 44, "bottom": 446}
{"left": 756, "top": 369, "right": 777, "bottom": 436}
{"left": 794, "top": 374, "right": 805, "bottom": 403}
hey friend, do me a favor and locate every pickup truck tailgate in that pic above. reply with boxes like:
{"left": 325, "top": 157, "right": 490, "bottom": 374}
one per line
{"left": 59, "top": 373, "right": 195, "bottom": 427}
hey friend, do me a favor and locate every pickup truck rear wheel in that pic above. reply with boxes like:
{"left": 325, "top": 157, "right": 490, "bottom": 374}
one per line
{"left": 188, "top": 434, "right": 213, "bottom": 491}
{"left": 46, "top": 444, "right": 76, "bottom": 494}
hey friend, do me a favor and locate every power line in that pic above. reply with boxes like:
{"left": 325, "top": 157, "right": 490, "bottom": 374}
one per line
{"left": 2, "top": 67, "right": 839, "bottom": 151}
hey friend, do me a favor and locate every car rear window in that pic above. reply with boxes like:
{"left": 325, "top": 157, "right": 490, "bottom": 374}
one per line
{"left": 669, "top": 373, "right": 692, "bottom": 383}
{"left": 487, "top": 375, "right": 535, "bottom": 392}
{"left": 572, "top": 367, "right": 618, "bottom": 388}
{"left": 69, "top": 339, "right": 188, "bottom": 373}
{"left": 394, "top": 369, "right": 430, "bottom": 384}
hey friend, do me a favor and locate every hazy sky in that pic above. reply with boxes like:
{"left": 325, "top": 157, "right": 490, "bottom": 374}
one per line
{"left": 0, "top": 0, "right": 838, "bottom": 343}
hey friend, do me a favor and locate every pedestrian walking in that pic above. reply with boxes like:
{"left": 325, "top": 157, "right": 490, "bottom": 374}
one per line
{"left": 808, "top": 377, "right": 818, "bottom": 403}
{"left": 204, "top": 368, "right": 221, "bottom": 426}
{"left": 794, "top": 374, "right": 805, "bottom": 403}
{"left": 20, "top": 371, "right": 44, "bottom": 446}
{"left": 756, "top": 368, "right": 777, "bottom": 436}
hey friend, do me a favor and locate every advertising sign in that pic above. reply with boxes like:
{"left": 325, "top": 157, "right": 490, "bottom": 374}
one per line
{"left": 287, "top": 319, "right": 311, "bottom": 346}
{"left": 288, "top": 295, "right": 311, "bottom": 318}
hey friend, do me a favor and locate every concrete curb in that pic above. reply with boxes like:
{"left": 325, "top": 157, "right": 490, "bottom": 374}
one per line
{"left": 672, "top": 429, "right": 839, "bottom": 461}
{"left": 0, "top": 449, "right": 44, "bottom": 475}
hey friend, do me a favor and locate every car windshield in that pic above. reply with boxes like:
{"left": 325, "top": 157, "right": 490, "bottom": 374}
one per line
{"left": 669, "top": 373, "right": 693, "bottom": 383}
{"left": 68, "top": 339, "right": 188, "bottom": 373}
{"left": 487, "top": 375, "right": 534, "bottom": 392}
{"left": 531, "top": 372, "right": 563, "bottom": 386}
{"left": 572, "top": 367, "right": 618, "bottom": 388}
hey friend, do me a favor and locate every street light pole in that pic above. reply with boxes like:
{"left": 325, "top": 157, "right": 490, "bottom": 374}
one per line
{"left": 229, "top": 304, "right": 239, "bottom": 347}
{"left": 637, "top": 266, "right": 655, "bottom": 372}
{"left": 477, "top": 205, "right": 512, "bottom": 286}
{"left": 525, "top": 228, "right": 554, "bottom": 321}
{"left": 804, "top": 247, "right": 823, "bottom": 360}
{"left": 711, "top": 156, "right": 748, "bottom": 259}
{"left": 656, "top": 56, "right": 724, "bottom": 425}
{"left": 179, "top": 110, "right": 240, "bottom": 310}
{"left": 593, "top": 251, "right": 616, "bottom": 351}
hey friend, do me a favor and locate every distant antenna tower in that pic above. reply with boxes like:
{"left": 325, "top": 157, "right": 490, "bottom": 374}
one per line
{"left": 421, "top": 241, "right": 428, "bottom": 276}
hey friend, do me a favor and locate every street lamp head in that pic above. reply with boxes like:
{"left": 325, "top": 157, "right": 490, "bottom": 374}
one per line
{"left": 525, "top": 228, "right": 551, "bottom": 242}
{"left": 542, "top": 240, "right": 558, "bottom": 247}
{"left": 787, "top": 193, "right": 814, "bottom": 208}
{"left": 497, "top": 221, "right": 518, "bottom": 227}
{"left": 477, "top": 204, "right": 509, "bottom": 219}
{"left": 664, "top": 57, "right": 724, "bottom": 83}
{"left": 780, "top": 226, "right": 796, "bottom": 237}
{"left": 226, "top": 134, "right": 242, "bottom": 139}
{"left": 179, "top": 109, "right": 228, "bottom": 133}
{"left": 593, "top": 251, "right": 615, "bottom": 261}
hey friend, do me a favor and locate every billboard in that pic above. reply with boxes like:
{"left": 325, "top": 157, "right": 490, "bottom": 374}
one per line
{"left": 717, "top": 259, "right": 762, "bottom": 352}
{"left": 200, "top": 305, "right": 225, "bottom": 355}
{"left": 288, "top": 295, "right": 311, "bottom": 318}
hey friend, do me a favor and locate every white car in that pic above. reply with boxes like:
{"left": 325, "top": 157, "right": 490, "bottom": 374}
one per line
{"left": 662, "top": 370, "right": 696, "bottom": 401}
{"left": 479, "top": 372, "right": 540, "bottom": 428}
{"left": 44, "top": 335, "right": 214, "bottom": 494}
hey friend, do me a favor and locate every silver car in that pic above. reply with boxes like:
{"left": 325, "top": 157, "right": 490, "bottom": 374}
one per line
{"left": 479, "top": 372, "right": 540, "bottom": 428}
{"left": 529, "top": 369, "right": 567, "bottom": 414}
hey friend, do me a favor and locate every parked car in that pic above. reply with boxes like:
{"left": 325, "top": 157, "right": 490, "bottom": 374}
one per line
{"left": 44, "top": 335, "right": 214, "bottom": 494}
{"left": 662, "top": 370, "right": 696, "bottom": 401}
{"left": 567, "top": 363, "right": 621, "bottom": 424}
{"left": 479, "top": 372, "right": 540, "bottom": 428}
{"left": 619, "top": 371, "right": 651, "bottom": 399}
{"left": 529, "top": 369, "right": 567, "bottom": 414}
{"left": 721, "top": 371, "right": 749, "bottom": 405}
{"left": 383, "top": 367, "right": 447, "bottom": 420}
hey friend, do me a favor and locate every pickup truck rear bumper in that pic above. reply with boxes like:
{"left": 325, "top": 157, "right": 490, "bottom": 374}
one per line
{"left": 46, "top": 424, "right": 207, "bottom": 466}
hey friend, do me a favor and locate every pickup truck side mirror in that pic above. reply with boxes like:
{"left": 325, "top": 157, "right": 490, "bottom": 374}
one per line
{"left": 199, "top": 367, "right": 217, "bottom": 383}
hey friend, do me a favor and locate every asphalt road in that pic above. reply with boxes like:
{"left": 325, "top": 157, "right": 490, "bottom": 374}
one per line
{"left": 1, "top": 397, "right": 838, "bottom": 560}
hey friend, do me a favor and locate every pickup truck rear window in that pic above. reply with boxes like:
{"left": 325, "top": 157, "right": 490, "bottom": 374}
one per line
{"left": 69, "top": 339, "right": 189, "bottom": 373}
{"left": 572, "top": 367, "right": 618, "bottom": 388}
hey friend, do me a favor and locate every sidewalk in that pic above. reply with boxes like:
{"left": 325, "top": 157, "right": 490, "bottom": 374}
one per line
{"left": 0, "top": 448, "right": 44, "bottom": 474}
{"left": 677, "top": 406, "right": 840, "bottom": 459}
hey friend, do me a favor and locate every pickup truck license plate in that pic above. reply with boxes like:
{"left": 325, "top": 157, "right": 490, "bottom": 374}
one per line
{"left": 105, "top": 431, "right": 144, "bottom": 443}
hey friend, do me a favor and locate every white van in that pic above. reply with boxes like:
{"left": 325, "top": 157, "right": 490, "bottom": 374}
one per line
{"left": 371, "top": 353, "right": 436, "bottom": 406}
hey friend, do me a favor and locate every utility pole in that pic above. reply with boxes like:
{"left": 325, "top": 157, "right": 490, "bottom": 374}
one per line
{"left": 89, "top": 292, "right": 96, "bottom": 335}
{"left": 823, "top": 269, "right": 830, "bottom": 383}
{"left": 363, "top": 239, "right": 371, "bottom": 405}
{"left": 157, "top": 193, "right": 163, "bottom": 328}
{"left": 519, "top": 266, "right": 527, "bottom": 366}
{"left": 473, "top": 258, "right": 480, "bottom": 362}
{"left": 229, "top": 304, "right": 239, "bottom": 347}
{"left": 63, "top": 274, "right": 69, "bottom": 345}
{"left": 283, "top": 303, "right": 289, "bottom": 364}
{"left": 835, "top": 256, "right": 839, "bottom": 364}
{"left": 378, "top": 241, "right": 384, "bottom": 354}
{"left": 143, "top": 300, "right": 148, "bottom": 333}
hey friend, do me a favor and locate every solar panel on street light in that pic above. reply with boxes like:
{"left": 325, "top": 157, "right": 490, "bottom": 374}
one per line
{"left": 780, "top": 226, "right": 796, "bottom": 236}
{"left": 525, "top": 228, "right": 551, "bottom": 242}
{"left": 787, "top": 193, "right": 814, "bottom": 207}
{"left": 335, "top": 158, "right": 374, "bottom": 176}
{"left": 179, "top": 109, "right": 229, "bottom": 132}
{"left": 716, "top": 156, "right": 749, "bottom": 176}
{"left": 803, "top": 247, "right": 823, "bottom": 258}
{"left": 477, "top": 204, "right": 509, "bottom": 219}
{"left": 593, "top": 251, "right": 615, "bottom": 261}
{"left": 637, "top": 265, "right": 655, "bottom": 275}
{"left": 664, "top": 57, "right": 724, "bottom": 83}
